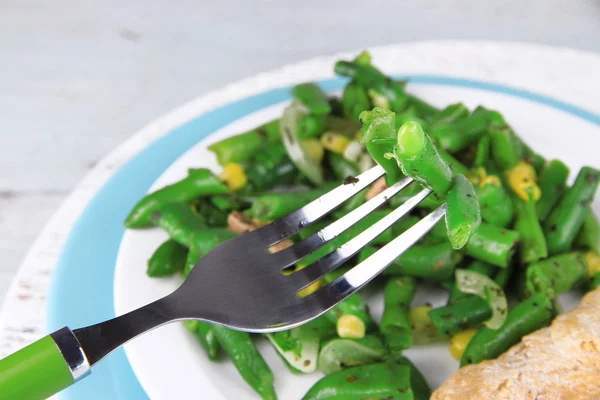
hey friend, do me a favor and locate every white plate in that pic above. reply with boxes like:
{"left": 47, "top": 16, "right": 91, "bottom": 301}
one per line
{"left": 114, "top": 42, "right": 600, "bottom": 399}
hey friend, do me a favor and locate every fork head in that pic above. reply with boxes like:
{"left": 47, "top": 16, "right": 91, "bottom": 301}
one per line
{"left": 173, "top": 166, "right": 447, "bottom": 333}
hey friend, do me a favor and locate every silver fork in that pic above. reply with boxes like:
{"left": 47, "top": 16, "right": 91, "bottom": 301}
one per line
{"left": 0, "top": 165, "right": 447, "bottom": 398}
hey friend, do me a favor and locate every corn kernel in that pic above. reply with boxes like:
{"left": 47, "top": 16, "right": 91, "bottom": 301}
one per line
{"left": 300, "top": 139, "right": 324, "bottom": 163}
{"left": 505, "top": 161, "right": 541, "bottom": 201}
{"left": 337, "top": 315, "right": 366, "bottom": 339}
{"left": 585, "top": 251, "right": 600, "bottom": 277}
{"left": 449, "top": 328, "right": 478, "bottom": 360}
{"left": 467, "top": 167, "right": 487, "bottom": 186}
{"left": 298, "top": 281, "right": 321, "bottom": 298}
{"left": 220, "top": 162, "right": 247, "bottom": 191}
{"left": 321, "top": 132, "right": 351, "bottom": 154}
{"left": 479, "top": 175, "right": 502, "bottom": 188}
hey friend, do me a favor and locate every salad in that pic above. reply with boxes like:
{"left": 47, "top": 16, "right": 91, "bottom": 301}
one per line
{"left": 124, "top": 51, "right": 600, "bottom": 400}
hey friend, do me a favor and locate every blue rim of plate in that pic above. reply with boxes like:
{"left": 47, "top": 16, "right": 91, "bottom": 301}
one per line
{"left": 47, "top": 75, "right": 600, "bottom": 399}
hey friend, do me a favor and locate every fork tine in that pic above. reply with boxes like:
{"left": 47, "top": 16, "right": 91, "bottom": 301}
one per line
{"left": 271, "top": 176, "right": 415, "bottom": 269}
{"left": 253, "top": 165, "right": 386, "bottom": 244}
{"left": 309, "top": 204, "right": 447, "bottom": 306}
{"left": 291, "top": 187, "right": 432, "bottom": 289}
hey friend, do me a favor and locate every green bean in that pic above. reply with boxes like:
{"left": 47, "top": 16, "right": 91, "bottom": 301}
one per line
{"left": 526, "top": 252, "right": 587, "bottom": 299}
{"left": 150, "top": 202, "right": 207, "bottom": 246}
{"left": 447, "top": 260, "right": 497, "bottom": 304}
{"left": 465, "top": 223, "right": 520, "bottom": 268}
{"left": 317, "top": 335, "right": 387, "bottom": 375}
{"left": 430, "top": 111, "right": 492, "bottom": 153}
{"left": 248, "top": 186, "right": 333, "bottom": 221}
{"left": 210, "top": 195, "right": 243, "bottom": 212}
{"left": 437, "top": 147, "right": 469, "bottom": 176}
{"left": 342, "top": 81, "right": 371, "bottom": 122}
{"left": 183, "top": 320, "right": 219, "bottom": 360}
{"left": 327, "top": 153, "right": 359, "bottom": 181}
{"left": 334, "top": 61, "right": 407, "bottom": 111}
{"left": 493, "top": 262, "right": 514, "bottom": 289}
{"left": 391, "top": 120, "right": 453, "bottom": 197}
{"left": 359, "top": 107, "right": 404, "bottom": 184}
{"left": 125, "top": 168, "right": 229, "bottom": 228}
{"left": 193, "top": 200, "right": 228, "bottom": 226}
{"left": 395, "top": 356, "right": 431, "bottom": 400}
{"left": 328, "top": 97, "right": 344, "bottom": 117}
{"left": 445, "top": 174, "right": 481, "bottom": 250}
{"left": 212, "top": 325, "right": 277, "bottom": 400}
{"left": 460, "top": 294, "right": 554, "bottom": 366}
{"left": 147, "top": 239, "right": 187, "bottom": 277}
{"left": 429, "top": 296, "right": 492, "bottom": 338}
{"left": 514, "top": 194, "right": 547, "bottom": 264}
{"left": 388, "top": 182, "right": 444, "bottom": 210}
{"left": 243, "top": 142, "right": 299, "bottom": 190}
{"left": 475, "top": 179, "right": 514, "bottom": 228}
{"left": 489, "top": 124, "right": 524, "bottom": 170}
{"left": 575, "top": 208, "right": 600, "bottom": 252}
{"left": 207, "top": 119, "right": 280, "bottom": 166}
{"left": 430, "top": 102, "right": 469, "bottom": 126}
{"left": 381, "top": 277, "right": 416, "bottom": 352}
{"left": 298, "top": 114, "right": 327, "bottom": 139}
{"left": 292, "top": 83, "right": 331, "bottom": 115}
{"left": 473, "top": 135, "right": 490, "bottom": 168}
{"left": 544, "top": 166, "right": 600, "bottom": 255}
{"left": 303, "top": 362, "right": 412, "bottom": 400}
{"left": 393, "top": 106, "right": 430, "bottom": 132}
{"left": 523, "top": 143, "right": 546, "bottom": 174}
{"left": 536, "top": 160, "right": 569, "bottom": 221}
{"left": 406, "top": 95, "right": 440, "bottom": 120}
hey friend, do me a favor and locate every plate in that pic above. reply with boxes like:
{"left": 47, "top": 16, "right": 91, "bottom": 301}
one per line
{"left": 47, "top": 41, "right": 600, "bottom": 399}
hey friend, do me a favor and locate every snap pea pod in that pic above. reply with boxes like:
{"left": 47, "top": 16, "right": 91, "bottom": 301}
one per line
{"left": 576, "top": 208, "right": 600, "bottom": 252}
{"left": 395, "top": 356, "right": 431, "bottom": 400}
{"left": 489, "top": 124, "right": 524, "bottom": 170}
{"left": 207, "top": 119, "right": 280, "bottom": 166}
{"left": 514, "top": 193, "right": 547, "bottom": 264}
{"left": 473, "top": 135, "right": 490, "bottom": 168}
{"left": 327, "top": 152, "right": 359, "bottom": 181}
{"left": 248, "top": 185, "right": 333, "bottom": 221}
{"left": 183, "top": 320, "right": 219, "bottom": 360}
{"left": 430, "top": 102, "right": 469, "bottom": 126}
{"left": 429, "top": 111, "right": 492, "bottom": 153}
{"left": 125, "top": 168, "right": 229, "bottom": 228}
{"left": 342, "top": 81, "right": 371, "bottom": 122}
{"left": 465, "top": 223, "right": 520, "bottom": 268}
{"left": 149, "top": 202, "right": 207, "bottom": 247}
{"left": 359, "top": 107, "right": 404, "bottom": 184}
{"left": 292, "top": 83, "right": 331, "bottom": 115}
{"left": 334, "top": 61, "right": 407, "bottom": 111}
{"left": 544, "top": 166, "right": 600, "bottom": 255}
{"left": 447, "top": 260, "right": 497, "bottom": 304}
{"left": 147, "top": 239, "right": 187, "bottom": 277}
{"left": 525, "top": 252, "right": 587, "bottom": 299}
{"left": 429, "top": 296, "right": 492, "bottom": 338}
{"left": 380, "top": 277, "right": 416, "bottom": 352}
{"left": 475, "top": 178, "right": 514, "bottom": 228}
{"left": 243, "top": 142, "right": 299, "bottom": 191}
{"left": 302, "top": 362, "right": 412, "bottom": 400}
{"left": 211, "top": 326, "right": 277, "bottom": 400}
{"left": 317, "top": 335, "right": 388, "bottom": 375}
{"left": 445, "top": 174, "right": 481, "bottom": 250}
{"left": 390, "top": 119, "right": 453, "bottom": 198}
{"left": 184, "top": 229, "right": 237, "bottom": 277}
{"left": 460, "top": 294, "right": 554, "bottom": 366}
{"left": 298, "top": 114, "right": 327, "bottom": 139}
{"left": 361, "top": 241, "right": 462, "bottom": 280}
{"left": 406, "top": 94, "right": 441, "bottom": 120}
{"left": 536, "top": 159, "right": 570, "bottom": 221}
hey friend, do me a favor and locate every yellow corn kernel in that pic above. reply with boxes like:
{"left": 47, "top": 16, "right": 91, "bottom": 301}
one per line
{"left": 505, "top": 161, "right": 541, "bottom": 202}
{"left": 300, "top": 139, "right": 324, "bottom": 163}
{"left": 466, "top": 167, "right": 487, "bottom": 186}
{"left": 479, "top": 175, "right": 502, "bottom": 188}
{"left": 298, "top": 281, "right": 321, "bottom": 298}
{"left": 321, "top": 132, "right": 351, "bottom": 154}
{"left": 449, "top": 328, "right": 478, "bottom": 360}
{"left": 337, "top": 315, "right": 366, "bottom": 339}
{"left": 585, "top": 251, "right": 600, "bottom": 277}
{"left": 220, "top": 162, "right": 247, "bottom": 191}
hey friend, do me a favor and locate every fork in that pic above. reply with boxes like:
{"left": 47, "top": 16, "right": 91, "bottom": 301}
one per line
{"left": 0, "top": 164, "right": 446, "bottom": 399}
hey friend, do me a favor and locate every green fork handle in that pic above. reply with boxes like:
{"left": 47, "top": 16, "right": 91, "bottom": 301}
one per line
{"left": 0, "top": 327, "right": 90, "bottom": 400}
